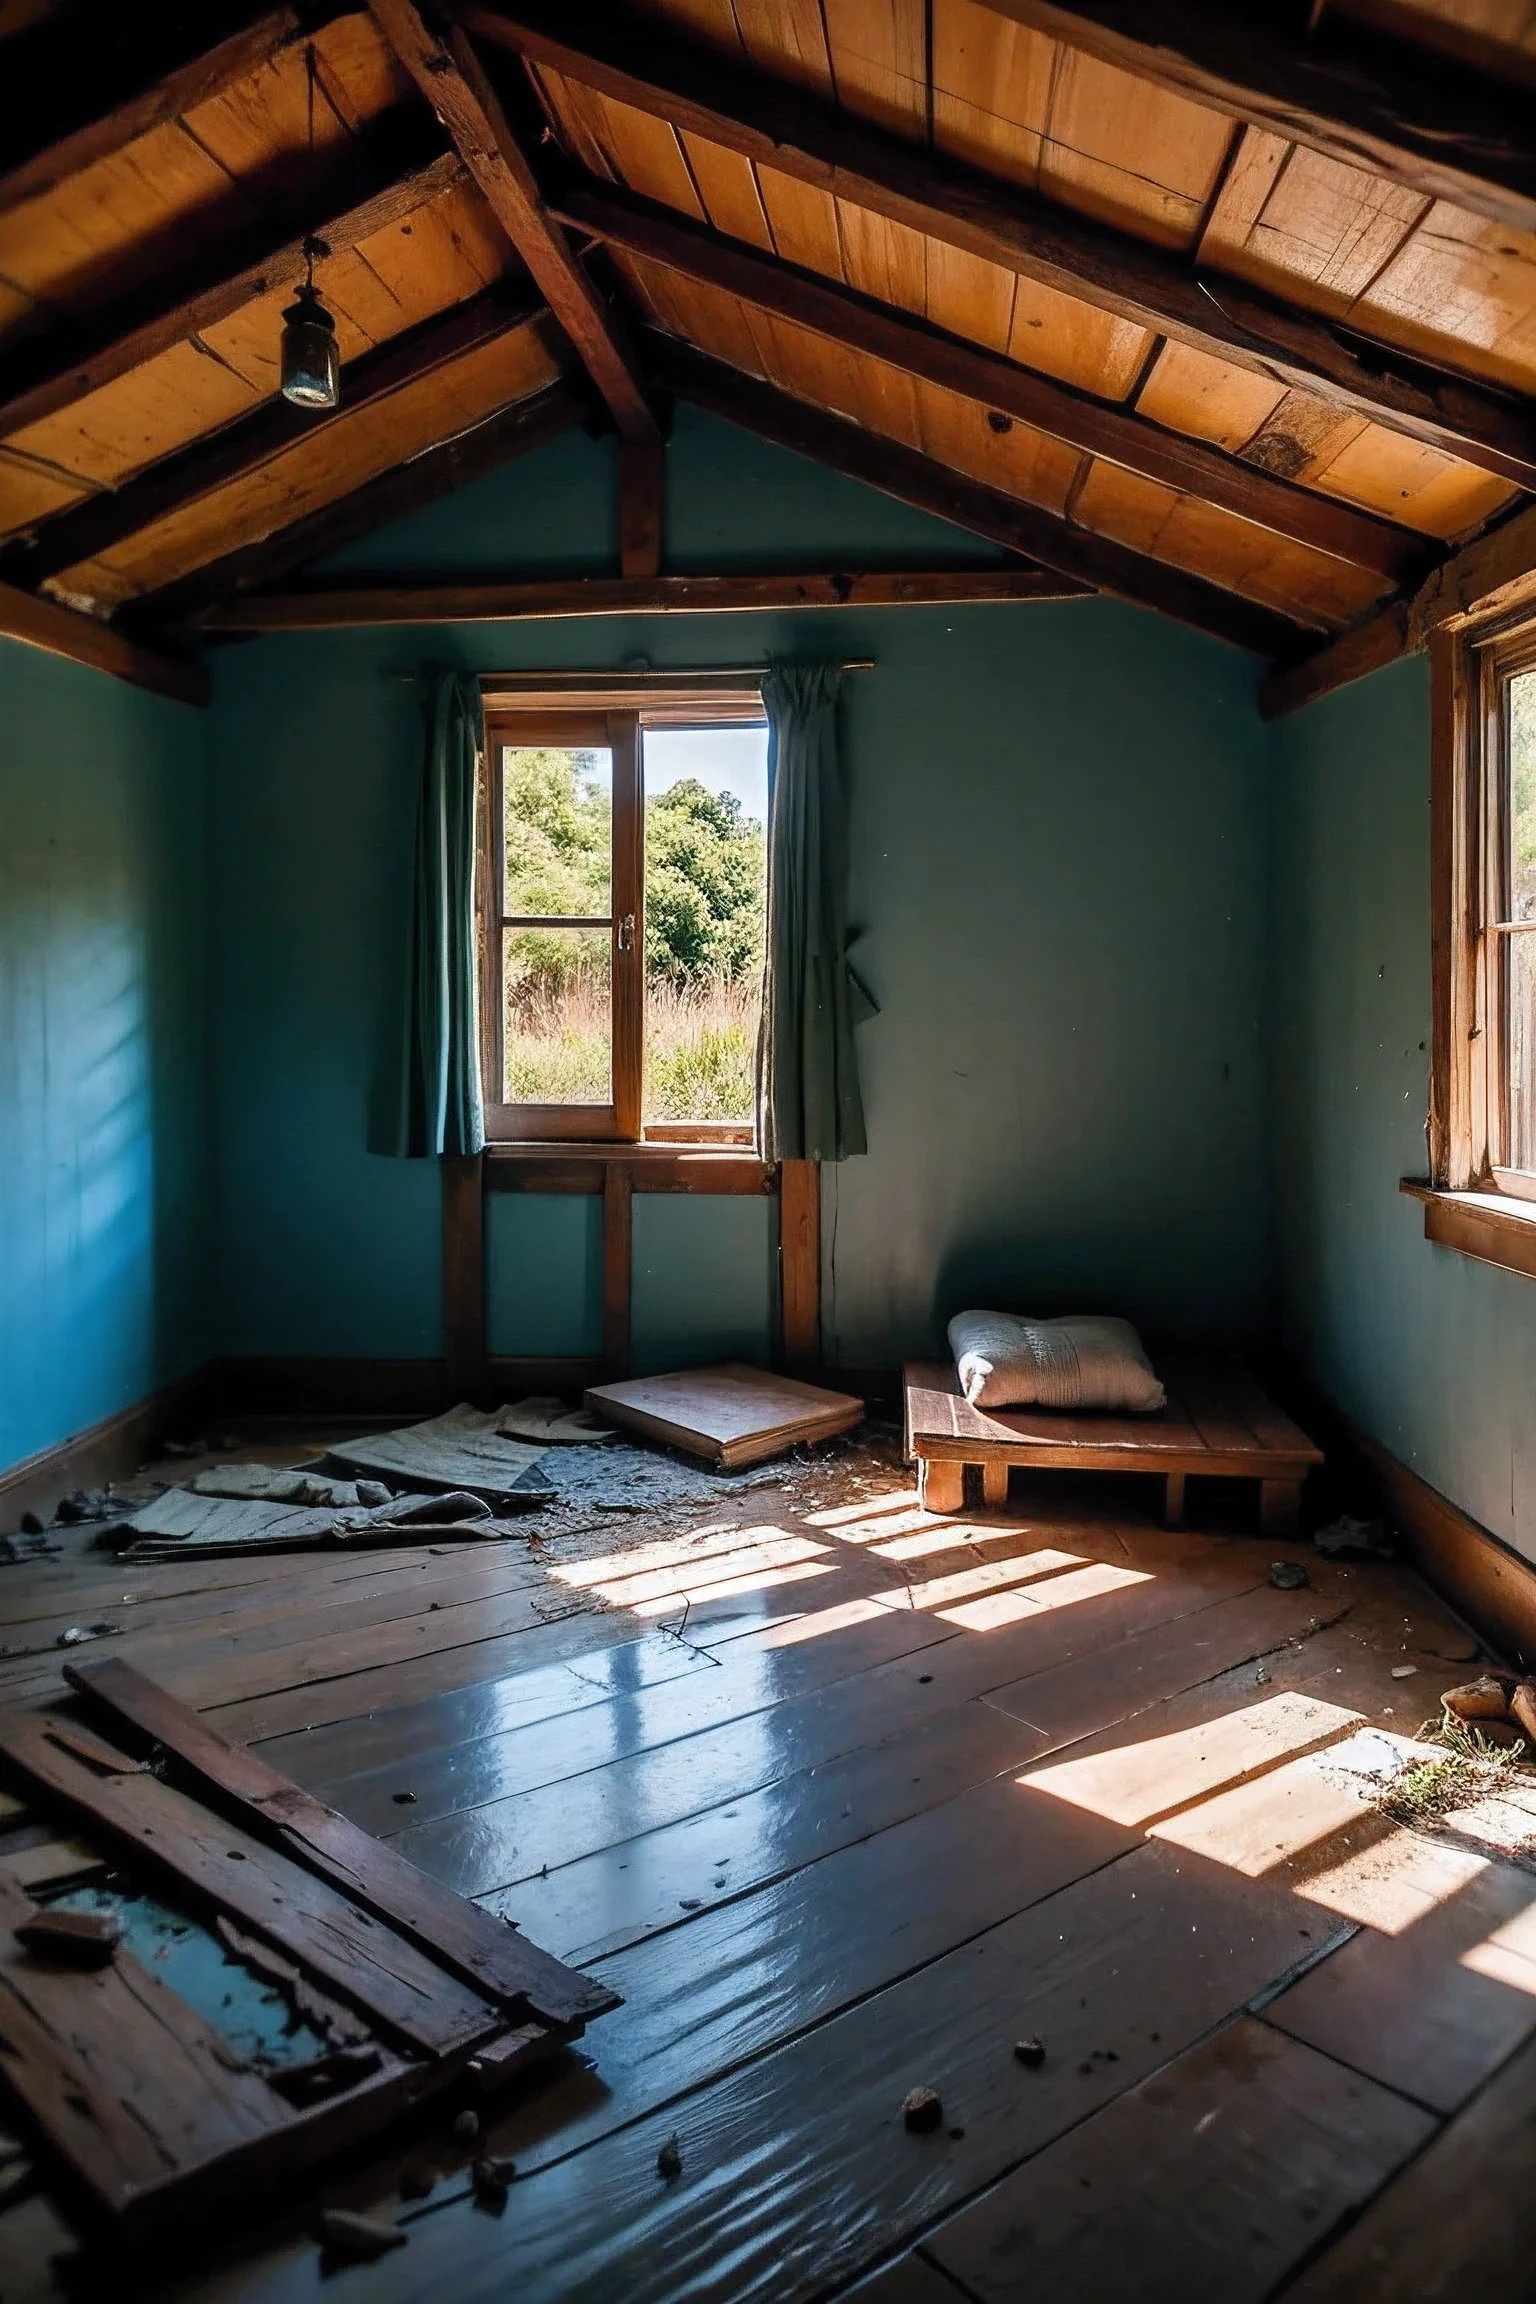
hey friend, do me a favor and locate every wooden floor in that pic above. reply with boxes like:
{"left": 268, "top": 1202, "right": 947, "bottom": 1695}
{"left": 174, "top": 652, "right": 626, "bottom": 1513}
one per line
{"left": 3, "top": 1432, "right": 1535, "bottom": 2302}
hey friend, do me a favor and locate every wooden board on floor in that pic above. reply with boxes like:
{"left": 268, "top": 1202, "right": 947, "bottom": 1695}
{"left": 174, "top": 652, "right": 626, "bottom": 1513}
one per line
{"left": 921, "top": 2016, "right": 1434, "bottom": 2304}
{"left": 586, "top": 1361, "right": 864, "bottom": 1467}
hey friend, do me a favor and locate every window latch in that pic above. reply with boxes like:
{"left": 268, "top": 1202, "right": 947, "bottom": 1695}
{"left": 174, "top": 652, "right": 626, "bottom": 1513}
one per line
{"left": 618, "top": 912, "right": 635, "bottom": 952}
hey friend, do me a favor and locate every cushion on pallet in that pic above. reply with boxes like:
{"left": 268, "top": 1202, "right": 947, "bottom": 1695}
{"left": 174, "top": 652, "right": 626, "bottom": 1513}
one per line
{"left": 946, "top": 1312, "right": 1166, "bottom": 1413}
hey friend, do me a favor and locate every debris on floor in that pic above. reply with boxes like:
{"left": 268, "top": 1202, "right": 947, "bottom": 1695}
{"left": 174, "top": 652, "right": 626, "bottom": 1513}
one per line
{"left": 584, "top": 1362, "right": 865, "bottom": 1470}
{"left": 656, "top": 2136, "right": 683, "bottom": 2181}
{"left": 14, "top": 1906, "right": 121, "bottom": 1967}
{"left": 533, "top": 1440, "right": 783, "bottom": 1519}
{"left": 496, "top": 1397, "right": 615, "bottom": 1446}
{"left": 323, "top": 1405, "right": 556, "bottom": 1506}
{"left": 111, "top": 1484, "right": 498, "bottom": 1561}
{"left": 1269, "top": 1560, "right": 1309, "bottom": 1590}
{"left": 1313, "top": 1512, "right": 1394, "bottom": 1559}
{"left": 1013, "top": 2037, "right": 1046, "bottom": 2067}
{"left": 901, "top": 2085, "right": 944, "bottom": 2132}
{"left": 315, "top": 2209, "right": 408, "bottom": 2261}
{"left": 186, "top": 1464, "right": 392, "bottom": 1508}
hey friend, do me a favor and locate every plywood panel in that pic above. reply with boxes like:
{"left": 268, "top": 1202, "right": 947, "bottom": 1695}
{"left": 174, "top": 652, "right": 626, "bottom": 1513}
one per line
{"left": 533, "top": 65, "right": 621, "bottom": 180}
{"left": 180, "top": 20, "right": 374, "bottom": 198}
{"left": 823, "top": 0, "right": 928, "bottom": 136}
{"left": 565, "top": 88, "right": 706, "bottom": 218}
{"left": 623, "top": 252, "right": 768, "bottom": 377}
{"left": 1041, "top": 51, "right": 1234, "bottom": 249}
{"left": 1008, "top": 274, "right": 1153, "bottom": 397}
{"left": 0, "top": 450, "right": 88, "bottom": 541}
{"left": 1136, "top": 341, "right": 1288, "bottom": 454}
{"left": 8, "top": 340, "right": 262, "bottom": 487}
{"left": 932, "top": 0, "right": 1053, "bottom": 185}
{"left": 1302, "top": 419, "right": 1520, "bottom": 539}
{"left": 0, "top": 123, "right": 253, "bottom": 310}
{"left": 757, "top": 166, "right": 846, "bottom": 278}
{"left": 682, "top": 134, "right": 774, "bottom": 250}
{"left": 913, "top": 375, "right": 1079, "bottom": 510}
{"left": 925, "top": 238, "right": 1016, "bottom": 353}
{"left": 347, "top": 177, "right": 511, "bottom": 315}
{"left": 64, "top": 320, "right": 565, "bottom": 603}
{"left": 731, "top": 0, "right": 836, "bottom": 96}
{"left": 1197, "top": 127, "right": 1292, "bottom": 263}
{"left": 1073, "top": 460, "right": 1388, "bottom": 626}
{"left": 837, "top": 199, "right": 929, "bottom": 314}
{"left": 1203, "top": 144, "right": 1429, "bottom": 306}
{"left": 1359, "top": 201, "right": 1536, "bottom": 394}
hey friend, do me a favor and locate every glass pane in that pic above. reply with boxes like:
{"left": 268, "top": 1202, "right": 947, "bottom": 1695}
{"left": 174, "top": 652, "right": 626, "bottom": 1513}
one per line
{"left": 502, "top": 745, "right": 612, "bottom": 918}
{"left": 642, "top": 726, "right": 768, "bottom": 1123}
{"left": 504, "top": 926, "right": 611, "bottom": 1105}
{"left": 1509, "top": 932, "right": 1536, "bottom": 1172}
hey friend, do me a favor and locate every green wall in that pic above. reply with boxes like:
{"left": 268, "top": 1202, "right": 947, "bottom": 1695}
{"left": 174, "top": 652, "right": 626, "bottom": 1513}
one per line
{"left": 209, "top": 406, "right": 1271, "bottom": 1371}
{"left": 0, "top": 636, "right": 211, "bottom": 1472}
{"left": 1271, "top": 655, "right": 1536, "bottom": 1563}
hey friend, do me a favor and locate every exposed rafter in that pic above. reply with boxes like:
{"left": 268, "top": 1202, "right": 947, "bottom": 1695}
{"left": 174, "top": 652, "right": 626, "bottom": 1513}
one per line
{"left": 2, "top": 291, "right": 545, "bottom": 597}
{"left": 645, "top": 333, "right": 1309, "bottom": 659}
{"left": 0, "top": 149, "right": 464, "bottom": 442}
{"left": 561, "top": 179, "right": 1425, "bottom": 587}
{"left": 366, "top": 0, "right": 660, "bottom": 442}
{"left": 982, "top": 0, "right": 1536, "bottom": 236}
{"left": 457, "top": 0, "right": 1536, "bottom": 489}
{"left": 0, "top": 3, "right": 356, "bottom": 217}
{"left": 0, "top": 576, "right": 207, "bottom": 706}
{"left": 123, "top": 377, "right": 594, "bottom": 633}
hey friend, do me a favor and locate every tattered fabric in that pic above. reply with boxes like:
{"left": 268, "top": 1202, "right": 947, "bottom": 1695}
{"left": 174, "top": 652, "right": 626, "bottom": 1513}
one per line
{"left": 758, "top": 663, "right": 876, "bottom": 1162}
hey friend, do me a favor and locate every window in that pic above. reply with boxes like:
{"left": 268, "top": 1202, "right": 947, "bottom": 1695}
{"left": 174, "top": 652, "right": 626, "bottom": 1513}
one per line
{"left": 478, "top": 680, "right": 768, "bottom": 1145}
{"left": 1431, "top": 618, "right": 1536, "bottom": 1197}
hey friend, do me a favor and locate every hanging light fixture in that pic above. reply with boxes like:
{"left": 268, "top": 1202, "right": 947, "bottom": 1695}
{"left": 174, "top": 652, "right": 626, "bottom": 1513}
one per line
{"left": 280, "top": 46, "right": 340, "bottom": 410}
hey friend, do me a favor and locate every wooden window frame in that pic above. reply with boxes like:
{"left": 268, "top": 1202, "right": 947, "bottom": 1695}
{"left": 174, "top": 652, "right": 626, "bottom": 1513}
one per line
{"left": 477, "top": 678, "right": 767, "bottom": 1148}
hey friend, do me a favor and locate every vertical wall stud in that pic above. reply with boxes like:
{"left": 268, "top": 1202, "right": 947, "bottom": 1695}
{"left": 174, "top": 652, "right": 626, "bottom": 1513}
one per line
{"left": 619, "top": 439, "right": 664, "bottom": 577}
{"left": 603, "top": 1163, "right": 633, "bottom": 1376}
{"left": 779, "top": 1158, "right": 821, "bottom": 1369}
{"left": 441, "top": 1153, "right": 487, "bottom": 1397}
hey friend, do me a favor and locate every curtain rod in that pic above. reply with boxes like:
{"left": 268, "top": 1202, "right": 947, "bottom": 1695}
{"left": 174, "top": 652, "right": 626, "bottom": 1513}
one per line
{"left": 382, "top": 661, "right": 875, "bottom": 682}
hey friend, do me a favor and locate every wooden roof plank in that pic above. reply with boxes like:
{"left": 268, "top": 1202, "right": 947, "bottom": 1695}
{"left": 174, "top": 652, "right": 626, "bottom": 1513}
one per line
{"left": 366, "top": 0, "right": 660, "bottom": 441}
{"left": 1, "top": 289, "right": 541, "bottom": 596}
{"left": 983, "top": 0, "right": 1536, "bottom": 236}
{"left": 0, "top": 576, "right": 208, "bottom": 706}
{"left": 455, "top": 0, "right": 1536, "bottom": 488}
{"left": 560, "top": 176, "right": 1430, "bottom": 583}
{"left": 122, "top": 376, "right": 593, "bottom": 631}
{"left": 0, "top": 4, "right": 355, "bottom": 217}
{"left": 1260, "top": 497, "right": 1536, "bottom": 715}
{"left": 0, "top": 151, "right": 464, "bottom": 444}
{"left": 645, "top": 331, "right": 1308, "bottom": 657}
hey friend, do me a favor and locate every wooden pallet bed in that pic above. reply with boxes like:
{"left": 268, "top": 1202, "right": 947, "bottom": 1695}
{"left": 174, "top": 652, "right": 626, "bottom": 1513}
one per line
{"left": 903, "top": 1358, "right": 1323, "bottom": 1533}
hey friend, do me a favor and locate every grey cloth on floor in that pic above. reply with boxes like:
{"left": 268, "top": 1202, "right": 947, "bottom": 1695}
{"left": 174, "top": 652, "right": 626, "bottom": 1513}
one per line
{"left": 187, "top": 1464, "right": 392, "bottom": 1509}
{"left": 116, "top": 1484, "right": 496, "bottom": 1559}
{"left": 496, "top": 1397, "right": 615, "bottom": 1446}
{"left": 325, "top": 1405, "right": 555, "bottom": 1505}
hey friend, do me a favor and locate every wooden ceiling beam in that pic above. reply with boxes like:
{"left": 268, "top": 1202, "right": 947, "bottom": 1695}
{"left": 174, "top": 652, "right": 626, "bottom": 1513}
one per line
{"left": 121, "top": 376, "right": 594, "bottom": 633}
{"left": 561, "top": 178, "right": 1425, "bottom": 587}
{"left": 456, "top": 0, "right": 1536, "bottom": 490}
{"left": 0, "top": 577, "right": 207, "bottom": 707}
{"left": 0, "top": 3, "right": 357, "bottom": 217}
{"left": 645, "top": 333, "right": 1310, "bottom": 659}
{"left": 0, "top": 150, "right": 464, "bottom": 443}
{"left": 2, "top": 290, "right": 544, "bottom": 598}
{"left": 981, "top": 0, "right": 1536, "bottom": 237}
{"left": 1261, "top": 499, "right": 1536, "bottom": 717}
{"left": 366, "top": 0, "right": 659, "bottom": 442}
{"left": 188, "top": 567, "right": 1091, "bottom": 631}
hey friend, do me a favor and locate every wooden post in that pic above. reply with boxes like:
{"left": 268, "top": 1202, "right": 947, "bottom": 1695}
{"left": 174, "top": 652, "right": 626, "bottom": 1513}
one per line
{"left": 602, "top": 1163, "right": 633, "bottom": 1377}
{"left": 917, "top": 1456, "right": 965, "bottom": 1515}
{"left": 1260, "top": 1479, "right": 1302, "bottom": 1538}
{"left": 981, "top": 1460, "right": 1009, "bottom": 1508}
{"left": 1163, "top": 1471, "right": 1186, "bottom": 1529}
{"left": 441, "top": 1153, "right": 486, "bottom": 1398}
{"left": 778, "top": 1158, "right": 820, "bottom": 1369}
{"left": 619, "top": 439, "right": 664, "bottom": 576}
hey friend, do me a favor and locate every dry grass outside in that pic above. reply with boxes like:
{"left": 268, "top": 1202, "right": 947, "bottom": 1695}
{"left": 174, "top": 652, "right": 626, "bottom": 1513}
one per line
{"left": 505, "top": 969, "right": 760, "bottom": 1118}
{"left": 1377, "top": 1712, "right": 1529, "bottom": 1827}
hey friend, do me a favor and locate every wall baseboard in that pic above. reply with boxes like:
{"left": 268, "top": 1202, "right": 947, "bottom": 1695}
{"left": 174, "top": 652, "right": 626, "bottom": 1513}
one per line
{"left": 0, "top": 1367, "right": 215, "bottom": 1529}
{"left": 1263, "top": 1353, "right": 1536, "bottom": 1670}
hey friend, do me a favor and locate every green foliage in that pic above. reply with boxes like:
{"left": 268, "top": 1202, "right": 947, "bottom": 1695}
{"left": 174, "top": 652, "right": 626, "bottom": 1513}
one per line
{"left": 1513, "top": 671, "right": 1536, "bottom": 918}
{"left": 503, "top": 748, "right": 610, "bottom": 993}
{"left": 645, "top": 778, "right": 765, "bottom": 984}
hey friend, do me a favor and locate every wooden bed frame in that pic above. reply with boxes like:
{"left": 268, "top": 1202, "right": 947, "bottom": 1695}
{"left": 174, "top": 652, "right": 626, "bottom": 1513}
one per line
{"left": 903, "top": 1358, "right": 1323, "bottom": 1534}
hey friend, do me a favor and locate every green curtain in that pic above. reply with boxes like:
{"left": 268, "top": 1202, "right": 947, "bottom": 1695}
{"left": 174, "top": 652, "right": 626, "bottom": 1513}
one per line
{"left": 758, "top": 663, "right": 876, "bottom": 1161}
{"left": 379, "top": 671, "right": 485, "bottom": 1157}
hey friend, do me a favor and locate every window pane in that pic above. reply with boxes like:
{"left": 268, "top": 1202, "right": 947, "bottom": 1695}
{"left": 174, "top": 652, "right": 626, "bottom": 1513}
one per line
{"left": 642, "top": 726, "right": 768, "bottom": 1122}
{"left": 502, "top": 746, "right": 611, "bottom": 918}
{"left": 1509, "top": 932, "right": 1536, "bottom": 1172}
{"left": 504, "top": 927, "right": 611, "bottom": 1105}
{"left": 1512, "top": 671, "right": 1536, "bottom": 923}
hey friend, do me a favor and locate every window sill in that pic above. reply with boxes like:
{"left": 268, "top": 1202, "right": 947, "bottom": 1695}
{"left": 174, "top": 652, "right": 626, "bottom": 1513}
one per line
{"left": 1400, "top": 1178, "right": 1536, "bottom": 1281}
{"left": 484, "top": 1141, "right": 777, "bottom": 1195}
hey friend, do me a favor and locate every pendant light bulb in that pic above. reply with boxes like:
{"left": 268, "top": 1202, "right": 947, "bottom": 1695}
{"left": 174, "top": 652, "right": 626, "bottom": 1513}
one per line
{"left": 280, "top": 47, "right": 340, "bottom": 411}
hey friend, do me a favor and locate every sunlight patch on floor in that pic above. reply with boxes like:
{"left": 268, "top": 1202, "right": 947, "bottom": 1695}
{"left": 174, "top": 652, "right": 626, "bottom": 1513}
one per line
{"left": 1019, "top": 1694, "right": 1361, "bottom": 1829}
{"left": 631, "top": 1559, "right": 839, "bottom": 1617}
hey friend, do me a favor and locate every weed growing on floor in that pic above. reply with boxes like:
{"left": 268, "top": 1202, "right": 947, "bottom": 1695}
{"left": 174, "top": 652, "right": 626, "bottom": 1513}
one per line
{"left": 1379, "top": 1711, "right": 1527, "bottom": 1827}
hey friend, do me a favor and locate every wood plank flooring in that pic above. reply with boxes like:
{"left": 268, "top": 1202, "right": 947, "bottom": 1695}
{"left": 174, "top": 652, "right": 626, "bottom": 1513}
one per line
{"left": 1, "top": 1434, "right": 1533, "bottom": 2298}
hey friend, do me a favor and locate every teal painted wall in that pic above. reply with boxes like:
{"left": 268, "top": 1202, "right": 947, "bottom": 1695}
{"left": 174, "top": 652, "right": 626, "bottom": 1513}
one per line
{"left": 0, "top": 637, "right": 211, "bottom": 1472}
{"left": 1271, "top": 656, "right": 1536, "bottom": 1563}
{"left": 209, "top": 407, "right": 1271, "bottom": 1370}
